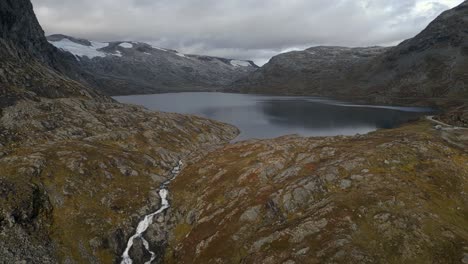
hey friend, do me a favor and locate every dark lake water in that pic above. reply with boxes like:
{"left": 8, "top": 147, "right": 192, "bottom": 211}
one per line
{"left": 114, "top": 92, "right": 434, "bottom": 141}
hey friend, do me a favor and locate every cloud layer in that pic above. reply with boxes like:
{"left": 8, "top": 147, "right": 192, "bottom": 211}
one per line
{"left": 31, "top": 0, "right": 464, "bottom": 65}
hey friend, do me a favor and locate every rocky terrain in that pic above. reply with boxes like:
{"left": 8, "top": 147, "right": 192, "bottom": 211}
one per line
{"left": 232, "top": 1, "right": 468, "bottom": 108}
{"left": 47, "top": 34, "right": 258, "bottom": 95}
{"left": 0, "top": 1, "right": 238, "bottom": 263}
{"left": 0, "top": 98, "right": 238, "bottom": 263}
{"left": 0, "top": 0, "right": 467, "bottom": 264}
{"left": 167, "top": 120, "right": 468, "bottom": 263}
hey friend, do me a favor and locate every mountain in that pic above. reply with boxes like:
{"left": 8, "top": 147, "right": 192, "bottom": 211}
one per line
{"left": 231, "top": 46, "right": 389, "bottom": 96}
{"left": 360, "top": 1, "right": 468, "bottom": 103}
{"left": 232, "top": 1, "right": 468, "bottom": 106}
{"left": 1, "top": 1, "right": 467, "bottom": 264}
{"left": 47, "top": 34, "right": 258, "bottom": 95}
{"left": 0, "top": 0, "right": 105, "bottom": 107}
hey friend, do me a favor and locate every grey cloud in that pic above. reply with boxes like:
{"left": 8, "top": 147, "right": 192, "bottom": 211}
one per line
{"left": 31, "top": 0, "right": 463, "bottom": 65}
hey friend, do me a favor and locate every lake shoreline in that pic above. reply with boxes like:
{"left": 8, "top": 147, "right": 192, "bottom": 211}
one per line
{"left": 114, "top": 92, "right": 435, "bottom": 141}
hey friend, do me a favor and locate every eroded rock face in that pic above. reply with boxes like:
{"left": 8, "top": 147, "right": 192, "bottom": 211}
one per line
{"left": 168, "top": 122, "right": 468, "bottom": 263}
{"left": 0, "top": 0, "right": 50, "bottom": 60}
{"left": 0, "top": 0, "right": 106, "bottom": 108}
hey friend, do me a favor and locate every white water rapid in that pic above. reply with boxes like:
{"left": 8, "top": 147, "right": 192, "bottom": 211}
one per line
{"left": 121, "top": 160, "right": 183, "bottom": 264}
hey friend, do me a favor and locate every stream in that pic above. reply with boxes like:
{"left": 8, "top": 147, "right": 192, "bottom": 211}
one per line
{"left": 121, "top": 160, "right": 183, "bottom": 264}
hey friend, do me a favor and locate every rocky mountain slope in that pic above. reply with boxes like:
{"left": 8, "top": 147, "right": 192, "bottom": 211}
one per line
{"left": 0, "top": 98, "right": 238, "bottom": 263}
{"left": 1, "top": 1, "right": 467, "bottom": 264}
{"left": 47, "top": 34, "right": 258, "bottom": 95}
{"left": 232, "top": 1, "right": 468, "bottom": 107}
{"left": 0, "top": 1, "right": 238, "bottom": 263}
{"left": 231, "top": 46, "right": 389, "bottom": 96}
{"left": 0, "top": 0, "right": 105, "bottom": 107}
{"left": 361, "top": 1, "right": 468, "bottom": 103}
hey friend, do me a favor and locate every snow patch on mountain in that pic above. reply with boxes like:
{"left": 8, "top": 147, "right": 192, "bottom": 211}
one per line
{"left": 175, "top": 52, "right": 187, "bottom": 58}
{"left": 231, "top": 60, "right": 251, "bottom": 67}
{"left": 151, "top": 45, "right": 168, "bottom": 52}
{"left": 119, "top": 42, "right": 133, "bottom": 49}
{"left": 113, "top": 50, "right": 123, "bottom": 57}
{"left": 49, "top": 39, "right": 109, "bottom": 59}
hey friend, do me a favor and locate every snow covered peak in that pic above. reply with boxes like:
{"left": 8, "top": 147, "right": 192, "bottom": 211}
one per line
{"left": 119, "top": 42, "right": 133, "bottom": 49}
{"left": 175, "top": 52, "right": 186, "bottom": 58}
{"left": 230, "top": 60, "right": 252, "bottom": 67}
{"left": 151, "top": 45, "right": 168, "bottom": 52}
{"left": 48, "top": 38, "right": 110, "bottom": 59}
{"left": 47, "top": 34, "right": 258, "bottom": 69}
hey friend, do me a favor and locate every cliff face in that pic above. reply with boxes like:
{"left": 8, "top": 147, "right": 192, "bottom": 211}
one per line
{"left": 232, "top": 1, "right": 468, "bottom": 107}
{"left": 0, "top": 0, "right": 105, "bottom": 107}
{"left": 0, "top": 0, "right": 50, "bottom": 59}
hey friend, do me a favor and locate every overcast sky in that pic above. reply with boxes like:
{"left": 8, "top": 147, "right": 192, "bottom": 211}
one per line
{"left": 31, "top": 0, "right": 464, "bottom": 65}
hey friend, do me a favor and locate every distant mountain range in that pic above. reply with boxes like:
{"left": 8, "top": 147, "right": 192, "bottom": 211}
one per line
{"left": 47, "top": 34, "right": 258, "bottom": 95}
{"left": 232, "top": 1, "right": 468, "bottom": 107}
{"left": 230, "top": 46, "right": 389, "bottom": 96}
{"left": 36, "top": 1, "right": 468, "bottom": 106}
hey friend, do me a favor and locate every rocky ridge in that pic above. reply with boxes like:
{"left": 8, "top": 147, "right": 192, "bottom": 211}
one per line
{"left": 232, "top": 1, "right": 468, "bottom": 108}
{"left": 47, "top": 34, "right": 258, "bottom": 95}
{"left": 231, "top": 46, "right": 389, "bottom": 97}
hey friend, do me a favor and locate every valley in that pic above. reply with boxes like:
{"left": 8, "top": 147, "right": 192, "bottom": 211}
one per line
{"left": 0, "top": 0, "right": 467, "bottom": 263}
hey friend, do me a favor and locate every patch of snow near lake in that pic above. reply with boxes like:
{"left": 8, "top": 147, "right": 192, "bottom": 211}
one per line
{"left": 49, "top": 39, "right": 109, "bottom": 59}
{"left": 151, "top": 45, "right": 168, "bottom": 52}
{"left": 119, "top": 42, "right": 134, "bottom": 49}
{"left": 231, "top": 60, "right": 251, "bottom": 67}
{"left": 112, "top": 50, "right": 123, "bottom": 57}
{"left": 175, "top": 52, "right": 186, "bottom": 58}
